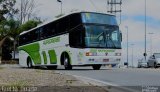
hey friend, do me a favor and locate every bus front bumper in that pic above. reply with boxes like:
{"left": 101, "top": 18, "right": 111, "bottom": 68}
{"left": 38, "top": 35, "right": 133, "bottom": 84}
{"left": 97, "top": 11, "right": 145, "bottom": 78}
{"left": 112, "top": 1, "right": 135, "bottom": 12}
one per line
{"left": 82, "top": 56, "right": 121, "bottom": 65}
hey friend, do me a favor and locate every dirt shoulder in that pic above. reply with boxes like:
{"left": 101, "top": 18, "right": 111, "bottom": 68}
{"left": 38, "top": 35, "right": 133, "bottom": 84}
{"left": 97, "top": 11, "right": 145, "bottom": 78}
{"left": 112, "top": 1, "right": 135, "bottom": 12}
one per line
{"left": 0, "top": 64, "right": 107, "bottom": 92}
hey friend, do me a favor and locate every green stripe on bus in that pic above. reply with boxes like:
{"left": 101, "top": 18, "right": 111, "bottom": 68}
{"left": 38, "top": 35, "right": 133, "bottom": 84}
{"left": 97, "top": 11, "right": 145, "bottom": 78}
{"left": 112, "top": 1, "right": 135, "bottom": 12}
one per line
{"left": 19, "top": 43, "right": 41, "bottom": 64}
{"left": 42, "top": 51, "right": 47, "bottom": 64}
{"left": 48, "top": 50, "right": 57, "bottom": 64}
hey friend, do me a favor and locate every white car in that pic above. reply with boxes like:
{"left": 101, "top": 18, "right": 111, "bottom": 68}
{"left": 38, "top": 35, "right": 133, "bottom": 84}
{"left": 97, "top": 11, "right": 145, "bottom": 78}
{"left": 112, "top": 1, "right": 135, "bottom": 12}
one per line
{"left": 138, "top": 62, "right": 148, "bottom": 68}
{"left": 148, "top": 53, "right": 160, "bottom": 68}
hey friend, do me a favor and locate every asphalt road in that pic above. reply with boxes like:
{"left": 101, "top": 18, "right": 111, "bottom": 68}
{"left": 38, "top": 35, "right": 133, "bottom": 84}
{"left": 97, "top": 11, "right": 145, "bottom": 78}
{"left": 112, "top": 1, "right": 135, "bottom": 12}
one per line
{"left": 57, "top": 66, "right": 160, "bottom": 92}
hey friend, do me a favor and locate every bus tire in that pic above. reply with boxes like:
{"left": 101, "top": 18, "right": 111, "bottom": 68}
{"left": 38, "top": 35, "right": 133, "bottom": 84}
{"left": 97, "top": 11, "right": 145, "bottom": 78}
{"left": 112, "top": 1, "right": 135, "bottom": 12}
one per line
{"left": 47, "top": 66, "right": 57, "bottom": 70}
{"left": 154, "top": 63, "right": 157, "bottom": 68}
{"left": 92, "top": 65, "right": 101, "bottom": 70}
{"left": 61, "top": 53, "right": 72, "bottom": 70}
{"left": 27, "top": 57, "right": 33, "bottom": 68}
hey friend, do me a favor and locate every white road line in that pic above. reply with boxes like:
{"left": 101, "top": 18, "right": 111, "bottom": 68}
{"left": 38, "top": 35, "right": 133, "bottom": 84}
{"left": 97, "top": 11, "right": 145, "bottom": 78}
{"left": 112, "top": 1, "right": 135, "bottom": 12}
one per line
{"left": 56, "top": 71, "right": 141, "bottom": 92}
{"left": 72, "top": 75, "right": 140, "bottom": 92}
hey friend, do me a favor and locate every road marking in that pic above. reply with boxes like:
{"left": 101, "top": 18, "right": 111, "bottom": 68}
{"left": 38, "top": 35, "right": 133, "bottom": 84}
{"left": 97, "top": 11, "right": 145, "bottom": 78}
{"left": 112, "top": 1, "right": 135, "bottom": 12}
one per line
{"left": 56, "top": 71, "right": 141, "bottom": 92}
{"left": 72, "top": 75, "right": 141, "bottom": 92}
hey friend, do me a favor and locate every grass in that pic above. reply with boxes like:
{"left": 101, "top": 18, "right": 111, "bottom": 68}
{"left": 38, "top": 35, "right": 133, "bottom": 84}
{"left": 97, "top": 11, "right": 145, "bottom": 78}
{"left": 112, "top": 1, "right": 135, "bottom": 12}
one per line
{"left": 35, "top": 69, "right": 44, "bottom": 74}
{"left": 2, "top": 80, "right": 29, "bottom": 91}
{"left": 66, "top": 79, "right": 77, "bottom": 84}
{"left": 0, "top": 67, "right": 4, "bottom": 70}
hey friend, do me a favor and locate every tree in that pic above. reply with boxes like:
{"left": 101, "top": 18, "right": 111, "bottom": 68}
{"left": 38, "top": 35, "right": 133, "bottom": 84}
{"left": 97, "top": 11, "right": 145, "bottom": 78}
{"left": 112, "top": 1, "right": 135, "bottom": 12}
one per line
{"left": 0, "top": 0, "right": 19, "bottom": 60}
{"left": 0, "top": 0, "right": 18, "bottom": 22}
{"left": 0, "top": 0, "right": 19, "bottom": 40}
{"left": 18, "top": 0, "right": 40, "bottom": 24}
{"left": 0, "top": 18, "right": 20, "bottom": 60}
{"left": 0, "top": 0, "right": 42, "bottom": 60}
{"left": 19, "top": 20, "right": 41, "bottom": 33}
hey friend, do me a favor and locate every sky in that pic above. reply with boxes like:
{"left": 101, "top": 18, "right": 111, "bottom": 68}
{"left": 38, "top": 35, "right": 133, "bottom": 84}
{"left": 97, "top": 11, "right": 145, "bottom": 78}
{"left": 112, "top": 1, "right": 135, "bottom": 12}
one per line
{"left": 17, "top": 0, "right": 160, "bottom": 66}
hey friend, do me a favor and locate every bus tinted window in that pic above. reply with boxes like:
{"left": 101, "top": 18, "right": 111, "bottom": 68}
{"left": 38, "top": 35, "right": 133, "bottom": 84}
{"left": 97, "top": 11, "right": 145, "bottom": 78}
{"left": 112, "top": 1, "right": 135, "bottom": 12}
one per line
{"left": 29, "top": 29, "right": 39, "bottom": 42}
{"left": 70, "top": 13, "right": 82, "bottom": 29}
{"left": 19, "top": 29, "right": 39, "bottom": 45}
{"left": 69, "top": 25, "right": 85, "bottom": 47}
{"left": 40, "top": 22, "right": 56, "bottom": 39}
{"left": 56, "top": 17, "right": 70, "bottom": 33}
{"left": 19, "top": 34, "right": 26, "bottom": 45}
{"left": 81, "top": 13, "right": 117, "bottom": 25}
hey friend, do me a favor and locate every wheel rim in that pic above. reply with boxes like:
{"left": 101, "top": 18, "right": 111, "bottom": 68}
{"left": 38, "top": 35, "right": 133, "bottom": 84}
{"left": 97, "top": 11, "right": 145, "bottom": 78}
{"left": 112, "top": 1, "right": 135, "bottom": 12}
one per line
{"left": 28, "top": 58, "right": 32, "bottom": 68}
{"left": 64, "top": 58, "right": 68, "bottom": 67}
{"left": 28, "top": 61, "right": 31, "bottom": 68}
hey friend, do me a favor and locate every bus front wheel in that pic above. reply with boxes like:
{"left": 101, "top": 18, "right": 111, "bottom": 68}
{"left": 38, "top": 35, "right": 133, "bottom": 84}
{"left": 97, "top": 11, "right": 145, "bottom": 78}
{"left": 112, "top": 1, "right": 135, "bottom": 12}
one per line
{"left": 27, "top": 57, "right": 33, "bottom": 68}
{"left": 92, "top": 65, "right": 101, "bottom": 70}
{"left": 154, "top": 63, "right": 157, "bottom": 68}
{"left": 61, "top": 53, "right": 72, "bottom": 70}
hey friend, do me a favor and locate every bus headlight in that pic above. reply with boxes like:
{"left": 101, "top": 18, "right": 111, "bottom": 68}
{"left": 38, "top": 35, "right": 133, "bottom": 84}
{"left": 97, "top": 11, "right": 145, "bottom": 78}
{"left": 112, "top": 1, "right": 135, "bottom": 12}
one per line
{"left": 86, "top": 52, "right": 97, "bottom": 56}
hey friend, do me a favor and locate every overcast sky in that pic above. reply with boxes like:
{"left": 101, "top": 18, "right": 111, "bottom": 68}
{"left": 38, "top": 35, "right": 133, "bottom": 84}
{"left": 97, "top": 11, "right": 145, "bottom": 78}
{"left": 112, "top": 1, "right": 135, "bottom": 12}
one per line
{"left": 17, "top": 0, "right": 160, "bottom": 66}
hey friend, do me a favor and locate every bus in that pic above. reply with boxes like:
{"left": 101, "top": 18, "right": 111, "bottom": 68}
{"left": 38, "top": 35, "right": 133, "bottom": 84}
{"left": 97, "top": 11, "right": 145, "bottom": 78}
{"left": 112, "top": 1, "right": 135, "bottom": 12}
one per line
{"left": 18, "top": 12, "right": 122, "bottom": 70}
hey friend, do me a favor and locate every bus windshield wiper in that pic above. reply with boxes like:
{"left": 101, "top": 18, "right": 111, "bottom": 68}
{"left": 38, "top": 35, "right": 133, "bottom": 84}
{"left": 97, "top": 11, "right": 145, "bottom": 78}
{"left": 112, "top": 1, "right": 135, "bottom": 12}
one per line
{"left": 97, "top": 32, "right": 105, "bottom": 46}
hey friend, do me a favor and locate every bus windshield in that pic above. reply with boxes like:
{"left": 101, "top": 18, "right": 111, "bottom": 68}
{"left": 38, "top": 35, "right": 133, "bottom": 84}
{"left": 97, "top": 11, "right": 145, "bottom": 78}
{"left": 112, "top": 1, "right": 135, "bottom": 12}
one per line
{"left": 85, "top": 25, "right": 121, "bottom": 49}
{"left": 81, "top": 13, "right": 117, "bottom": 25}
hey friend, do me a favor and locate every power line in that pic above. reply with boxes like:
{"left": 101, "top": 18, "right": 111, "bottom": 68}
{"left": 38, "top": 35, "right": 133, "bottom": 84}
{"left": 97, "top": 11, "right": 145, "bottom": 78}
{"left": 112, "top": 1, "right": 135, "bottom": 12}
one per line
{"left": 89, "top": 0, "right": 100, "bottom": 12}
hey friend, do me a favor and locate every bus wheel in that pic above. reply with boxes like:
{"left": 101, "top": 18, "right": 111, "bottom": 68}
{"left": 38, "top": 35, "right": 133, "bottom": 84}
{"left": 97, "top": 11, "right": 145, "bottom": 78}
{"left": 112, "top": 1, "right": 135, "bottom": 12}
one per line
{"left": 63, "top": 54, "right": 72, "bottom": 70}
{"left": 154, "top": 63, "right": 157, "bottom": 68}
{"left": 92, "top": 65, "right": 101, "bottom": 70}
{"left": 47, "top": 66, "right": 57, "bottom": 70}
{"left": 27, "top": 57, "right": 33, "bottom": 68}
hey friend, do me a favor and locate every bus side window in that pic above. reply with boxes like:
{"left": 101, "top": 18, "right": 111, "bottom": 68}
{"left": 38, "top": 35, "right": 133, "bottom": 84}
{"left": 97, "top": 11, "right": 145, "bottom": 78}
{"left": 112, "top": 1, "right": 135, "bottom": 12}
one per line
{"left": 56, "top": 17, "right": 70, "bottom": 34}
{"left": 70, "top": 14, "right": 82, "bottom": 29}
{"left": 39, "top": 27, "right": 44, "bottom": 39}
{"left": 69, "top": 26, "right": 84, "bottom": 48}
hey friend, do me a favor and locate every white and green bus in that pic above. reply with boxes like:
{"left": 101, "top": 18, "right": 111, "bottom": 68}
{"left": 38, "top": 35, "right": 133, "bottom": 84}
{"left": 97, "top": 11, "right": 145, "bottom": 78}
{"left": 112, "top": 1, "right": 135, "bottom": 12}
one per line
{"left": 19, "top": 12, "right": 122, "bottom": 70}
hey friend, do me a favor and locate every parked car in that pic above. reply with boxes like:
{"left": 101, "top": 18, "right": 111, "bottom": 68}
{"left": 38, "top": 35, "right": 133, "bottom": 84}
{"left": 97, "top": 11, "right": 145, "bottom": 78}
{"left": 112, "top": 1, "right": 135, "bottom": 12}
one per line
{"left": 138, "top": 61, "right": 148, "bottom": 68}
{"left": 137, "top": 58, "right": 148, "bottom": 68}
{"left": 148, "top": 53, "right": 160, "bottom": 68}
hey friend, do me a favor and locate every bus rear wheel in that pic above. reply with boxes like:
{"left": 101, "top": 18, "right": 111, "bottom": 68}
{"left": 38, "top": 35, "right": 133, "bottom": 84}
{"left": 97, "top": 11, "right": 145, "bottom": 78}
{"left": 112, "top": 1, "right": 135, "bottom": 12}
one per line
{"left": 92, "top": 65, "right": 101, "bottom": 70}
{"left": 27, "top": 57, "right": 33, "bottom": 68}
{"left": 154, "top": 63, "right": 157, "bottom": 68}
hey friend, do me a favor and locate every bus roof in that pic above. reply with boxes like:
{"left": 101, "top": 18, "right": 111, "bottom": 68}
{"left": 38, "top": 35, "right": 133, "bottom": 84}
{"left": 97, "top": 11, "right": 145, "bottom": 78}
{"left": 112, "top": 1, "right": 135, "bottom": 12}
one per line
{"left": 20, "top": 11, "right": 115, "bottom": 35}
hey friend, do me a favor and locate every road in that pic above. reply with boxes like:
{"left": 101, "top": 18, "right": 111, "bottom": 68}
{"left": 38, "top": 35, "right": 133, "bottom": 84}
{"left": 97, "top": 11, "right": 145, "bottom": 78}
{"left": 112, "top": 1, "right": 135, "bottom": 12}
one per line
{"left": 57, "top": 66, "right": 160, "bottom": 92}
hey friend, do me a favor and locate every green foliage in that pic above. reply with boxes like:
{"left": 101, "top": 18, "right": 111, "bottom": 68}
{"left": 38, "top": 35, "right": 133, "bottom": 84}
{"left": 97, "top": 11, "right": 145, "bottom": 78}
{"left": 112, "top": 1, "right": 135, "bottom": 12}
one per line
{"left": 0, "top": 0, "right": 42, "bottom": 59}
{"left": 0, "top": 0, "right": 18, "bottom": 22}
{"left": 0, "top": 19, "right": 20, "bottom": 39}
{"left": 19, "top": 20, "right": 42, "bottom": 33}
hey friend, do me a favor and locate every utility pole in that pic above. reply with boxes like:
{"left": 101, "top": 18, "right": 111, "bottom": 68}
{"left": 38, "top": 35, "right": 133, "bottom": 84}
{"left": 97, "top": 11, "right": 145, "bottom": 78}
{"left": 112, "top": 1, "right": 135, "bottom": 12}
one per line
{"left": 125, "top": 26, "right": 129, "bottom": 68}
{"left": 57, "top": 0, "right": 62, "bottom": 15}
{"left": 144, "top": 0, "right": 147, "bottom": 61}
{"left": 20, "top": 0, "right": 23, "bottom": 24}
{"left": 107, "top": 0, "right": 122, "bottom": 24}
{"left": 131, "top": 44, "right": 134, "bottom": 68}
